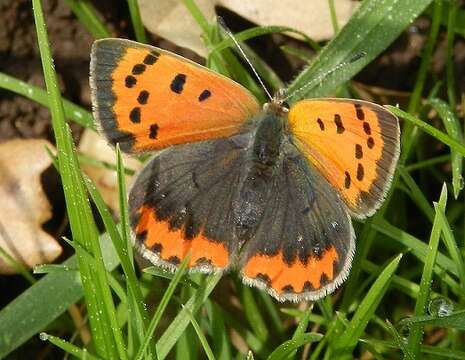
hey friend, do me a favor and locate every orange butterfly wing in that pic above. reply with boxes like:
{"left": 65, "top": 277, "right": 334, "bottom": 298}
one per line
{"left": 90, "top": 38, "right": 260, "bottom": 153}
{"left": 288, "top": 99, "right": 400, "bottom": 218}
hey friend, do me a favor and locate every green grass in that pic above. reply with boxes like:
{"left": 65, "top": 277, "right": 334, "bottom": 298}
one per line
{"left": 1, "top": 0, "right": 465, "bottom": 359}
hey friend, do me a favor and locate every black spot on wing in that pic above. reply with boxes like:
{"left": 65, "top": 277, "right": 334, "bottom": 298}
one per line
{"left": 355, "top": 103, "right": 365, "bottom": 120}
{"left": 152, "top": 243, "right": 162, "bottom": 253}
{"left": 355, "top": 144, "right": 363, "bottom": 159}
{"left": 125, "top": 75, "right": 136, "bottom": 88}
{"left": 281, "top": 284, "right": 295, "bottom": 293}
{"left": 198, "top": 89, "right": 211, "bottom": 102}
{"left": 344, "top": 171, "right": 351, "bottom": 189}
{"left": 363, "top": 122, "right": 371, "bottom": 135}
{"left": 129, "top": 107, "right": 141, "bottom": 123}
{"left": 334, "top": 114, "right": 345, "bottom": 133}
{"left": 135, "top": 230, "right": 147, "bottom": 243}
{"left": 149, "top": 124, "right": 159, "bottom": 139}
{"left": 357, "top": 163, "right": 364, "bottom": 181}
{"left": 167, "top": 256, "right": 180, "bottom": 265}
{"left": 303, "top": 281, "right": 314, "bottom": 291}
{"left": 320, "top": 273, "right": 330, "bottom": 287}
{"left": 137, "top": 90, "right": 149, "bottom": 104}
{"left": 143, "top": 52, "right": 159, "bottom": 65}
{"left": 256, "top": 273, "right": 271, "bottom": 286}
{"left": 195, "top": 257, "right": 212, "bottom": 266}
{"left": 367, "top": 137, "right": 375, "bottom": 149}
{"left": 317, "top": 118, "right": 325, "bottom": 131}
{"left": 132, "top": 63, "right": 146, "bottom": 75}
{"left": 171, "top": 73, "right": 186, "bottom": 94}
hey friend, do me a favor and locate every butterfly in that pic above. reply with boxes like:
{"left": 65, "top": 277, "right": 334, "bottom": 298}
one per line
{"left": 89, "top": 38, "right": 400, "bottom": 302}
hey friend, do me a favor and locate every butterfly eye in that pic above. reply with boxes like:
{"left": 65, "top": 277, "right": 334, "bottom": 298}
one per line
{"left": 281, "top": 102, "right": 290, "bottom": 112}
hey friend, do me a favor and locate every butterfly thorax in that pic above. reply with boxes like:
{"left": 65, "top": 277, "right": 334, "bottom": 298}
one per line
{"left": 251, "top": 108, "right": 284, "bottom": 168}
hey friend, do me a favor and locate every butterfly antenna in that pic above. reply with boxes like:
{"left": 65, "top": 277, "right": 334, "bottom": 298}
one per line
{"left": 282, "top": 51, "right": 366, "bottom": 102}
{"left": 217, "top": 17, "right": 273, "bottom": 101}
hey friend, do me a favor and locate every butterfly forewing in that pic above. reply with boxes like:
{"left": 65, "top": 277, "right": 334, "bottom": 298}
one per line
{"left": 90, "top": 38, "right": 260, "bottom": 153}
{"left": 288, "top": 99, "right": 400, "bottom": 218}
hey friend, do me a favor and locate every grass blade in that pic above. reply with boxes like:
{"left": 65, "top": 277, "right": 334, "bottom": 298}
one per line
{"left": 135, "top": 255, "right": 191, "bottom": 360}
{"left": 0, "top": 72, "right": 95, "bottom": 129}
{"left": 399, "top": 167, "right": 434, "bottom": 222}
{"left": 267, "top": 333, "right": 323, "bottom": 360}
{"left": 127, "top": 0, "right": 147, "bottom": 43}
{"left": 115, "top": 145, "right": 150, "bottom": 354}
{"left": 340, "top": 0, "right": 439, "bottom": 315}
{"left": 371, "top": 219, "right": 459, "bottom": 280}
{"left": 327, "top": 0, "right": 339, "bottom": 33}
{"left": 407, "top": 184, "right": 447, "bottom": 357}
{"left": 183, "top": 306, "right": 216, "bottom": 360}
{"left": 39, "top": 333, "right": 102, "bottom": 360}
{"left": 399, "top": 310, "right": 465, "bottom": 330}
{"left": 333, "top": 254, "right": 402, "bottom": 354}
{"left": 399, "top": 0, "right": 443, "bottom": 168}
{"left": 208, "top": 303, "right": 232, "bottom": 360}
{"left": 387, "top": 106, "right": 465, "bottom": 157}
{"left": 32, "top": 0, "right": 126, "bottom": 357}
{"left": 84, "top": 174, "right": 148, "bottom": 344}
{"left": 407, "top": 0, "right": 443, "bottom": 114}
{"left": 435, "top": 202, "right": 465, "bottom": 295}
{"left": 257, "top": 292, "right": 285, "bottom": 339}
{"left": 286, "top": 0, "right": 433, "bottom": 102}
{"left": 427, "top": 98, "right": 464, "bottom": 199}
{"left": 211, "top": 26, "right": 319, "bottom": 55}
{"left": 0, "top": 244, "right": 36, "bottom": 284}
{"left": 0, "top": 234, "right": 119, "bottom": 358}
{"left": 62, "top": 0, "right": 111, "bottom": 39}
{"left": 385, "top": 321, "right": 415, "bottom": 360}
{"left": 239, "top": 285, "right": 269, "bottom": 343}
{"left": 446, "top": 2, "right": 458, "bottom": 110}
{"left": 156, "top": 273, "right": 222, "bottom": 360}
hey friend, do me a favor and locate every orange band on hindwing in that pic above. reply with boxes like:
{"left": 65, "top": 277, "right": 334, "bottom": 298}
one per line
{"left": 134, "top": 205, "right": 229, "bottom": 269}
{"left": 243, "top": 247, "right": 339, "bottom": 294}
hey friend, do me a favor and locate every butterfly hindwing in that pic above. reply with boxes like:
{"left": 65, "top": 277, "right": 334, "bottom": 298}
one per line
{"left": 129, "top": 134, "right": 252, "bottom": 272}
{"left": 288, "top": 99, "right": 400, "bottom": 218}
{"left": 239, "top": 141, "right": 354, "bottom": 302}
{"left": 90, "top": 38, "right": 260, "bottom": 153}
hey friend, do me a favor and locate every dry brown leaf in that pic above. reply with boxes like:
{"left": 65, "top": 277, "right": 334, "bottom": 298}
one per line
{"left": 79, "top": 129, "right": 142, "bottom": 214}
{"left": 0, "top": 139, "right": 62, "bottom": 274}
{"left": 138, "top": 0, "right": 359, "bottom": 56}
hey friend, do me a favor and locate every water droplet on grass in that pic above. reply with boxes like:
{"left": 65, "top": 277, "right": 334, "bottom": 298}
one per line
{"left": 428, "top": 297, "right": 453, "bottom": 317}
{"left": 397, "top": 321, "right": 410, "bottom": 340}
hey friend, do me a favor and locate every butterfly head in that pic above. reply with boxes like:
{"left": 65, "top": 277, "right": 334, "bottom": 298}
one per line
{"left": 263, "top": 89, "right": 289, "bottom": 116}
